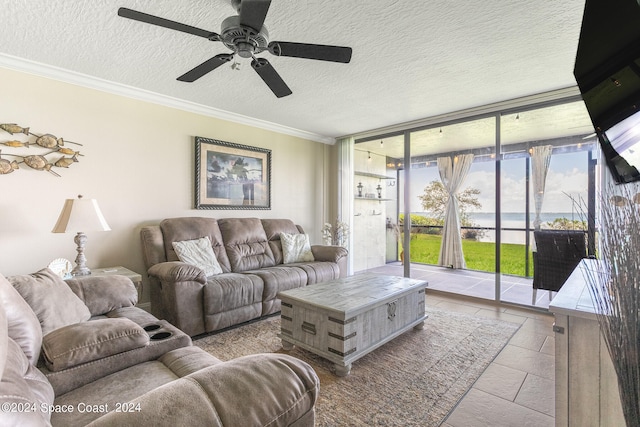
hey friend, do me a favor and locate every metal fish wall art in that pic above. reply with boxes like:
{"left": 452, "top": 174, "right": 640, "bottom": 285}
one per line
{"left": 0, "top": 151, "right": 19, "bottom": 174}
{"left": 0, "top": 122, "right": 84, "bottom": 177}
{"left": 0, "top": 123, "right": 30, "bottom": 135}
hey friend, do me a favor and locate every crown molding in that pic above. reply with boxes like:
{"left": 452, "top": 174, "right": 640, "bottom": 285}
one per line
{"left": 0, "top": 53, "right": 335, "bottom": 145}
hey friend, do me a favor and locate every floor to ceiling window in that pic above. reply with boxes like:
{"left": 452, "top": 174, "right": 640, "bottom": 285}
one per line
{"left": 353, "top": 95, "right": 597, "bottom": 308}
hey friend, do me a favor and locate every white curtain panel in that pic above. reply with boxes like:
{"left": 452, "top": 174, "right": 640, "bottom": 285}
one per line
{"left": 337, "top": 137, "right": 354, "bottom": 275}
{"left": 531, "top": 145, "right": 553, "bottom": 231}
{"left": 437, "top": 153, "right": 474, "bottom": 269}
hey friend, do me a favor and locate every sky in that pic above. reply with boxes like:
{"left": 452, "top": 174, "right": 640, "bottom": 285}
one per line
{"left": 404, "top": 150, "right": 589, "bottom": 214}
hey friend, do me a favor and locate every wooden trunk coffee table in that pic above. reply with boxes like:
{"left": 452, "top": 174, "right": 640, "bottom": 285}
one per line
{"left": 277, "top": 274, "right": 428, "bottom": 376}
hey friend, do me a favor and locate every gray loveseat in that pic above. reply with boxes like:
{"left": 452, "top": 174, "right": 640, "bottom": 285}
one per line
{"left": 0, "top": 269, "right": 319, "bottom": 426}
{"left": 141, "top": 217, "right": 348, "bottom": 336}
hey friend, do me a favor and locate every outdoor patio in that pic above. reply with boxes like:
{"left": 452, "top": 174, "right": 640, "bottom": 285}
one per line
{"left": 361, "top": 262, "right": 552, "bottom": 310}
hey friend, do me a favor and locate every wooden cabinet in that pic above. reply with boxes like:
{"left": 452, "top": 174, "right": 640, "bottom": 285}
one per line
{"left": 549, "top": 260, "right": 625, "bottom": 427}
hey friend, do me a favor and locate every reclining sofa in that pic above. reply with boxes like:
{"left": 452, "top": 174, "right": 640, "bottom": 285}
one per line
{"left": 141, "top": 217, "right": 348, "bottom": 336}
{"left": 0, "top": 269, "right": 319, "bottom": 426}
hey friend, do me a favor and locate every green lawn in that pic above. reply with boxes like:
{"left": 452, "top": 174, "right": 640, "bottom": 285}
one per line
{"left": 406, "top": 234, "right": 534, "bottom": 277}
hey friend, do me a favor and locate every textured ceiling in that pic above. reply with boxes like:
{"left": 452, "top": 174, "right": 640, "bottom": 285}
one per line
{"left": 0, "top": 0, "right": 586, "bottom": 142}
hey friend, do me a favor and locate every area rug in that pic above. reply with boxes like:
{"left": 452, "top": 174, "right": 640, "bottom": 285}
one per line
{"left": 193, "top": 306, "right": 520, "bottom": 427}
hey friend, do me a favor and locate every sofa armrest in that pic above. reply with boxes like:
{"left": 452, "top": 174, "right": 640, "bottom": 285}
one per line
{"left": 42, "top": 318, "right": 149, "bottom": 372}
{"left": 147, "top": 262, "right": 207, "bottom": 285}
{"left": 310, "top": 245, "right": 348, "bottom": 263}
{"left": 65, "top": 275, "right": 138, "bottom": 316}
{"left": 311, "top": 245, "right": 349, "bottom": 278}
{"left": 87, "top": 353, "right": 319, "bottom": 427}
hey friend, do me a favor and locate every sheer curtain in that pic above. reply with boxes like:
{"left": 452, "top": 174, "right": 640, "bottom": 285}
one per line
{"left": 437, "top": 153, "right": 474, "bottom": 269}
{"left": 531, "top": 145, "right": 553, "bottom": 230}
{"left": 337, "top": 137, "right": 354, "bottom": 275}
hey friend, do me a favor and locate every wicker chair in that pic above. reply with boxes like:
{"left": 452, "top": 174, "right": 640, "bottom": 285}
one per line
{"left": 532, "top": 230, "right": 587, "bottom": 305}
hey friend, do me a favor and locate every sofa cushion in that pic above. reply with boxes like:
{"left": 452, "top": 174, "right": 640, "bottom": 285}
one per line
{"left": 290, "top": 261, "right": 341, "bottom": 285}
{"left": 0, "top": 273, "right": 42, "bottom": 364}
{"left": 262, "top": 218, "right": 303, "bottom": 264}
{"left": 245, "top": 266, "right": 307, "bottom": 315}
{"left": 203, "top": 273, "right": 263, "bottom": 331}
{"left": 0, "top": 337, "right": 55, "bottom": 427}
{"left": 82, "top": 353, "right": 319, "bottom": 427}
{"left": 10, "top": 268, "right": 91, "bottom": 335}
{"left": 65, "top": 275, "right": 138, "bottom": 316}
{"left": 42, "top": 318, "right": 150, "bottom": 372}
{"left": 172, "top": 236, "right": 223, "bottom": 277}
{"left": 51, "top": 347, "right": 221, "bottom": 427}
{"left": 280, "top": 232, "right": 315, "bottom": 264}
{"left": 160, "top": 217, "right": 232, "bottom": 272}
{"left": 218, "top": 218, "right": 276, "bottom": 272}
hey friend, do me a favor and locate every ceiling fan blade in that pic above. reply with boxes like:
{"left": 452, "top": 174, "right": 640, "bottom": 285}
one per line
{"left": 251, "top": 58, "right": 292, "bottom": 98}
{"left": 177, "top": 54, "right": 234, "bottom": 82}
{"left": 118, "top": 7, "right": 219, "bottom": 40}
{"left": 268, "top": 41, "right": 352, "bottom": 63}
{"left": 239, "top": 0, "right": 272, "bottom": 32}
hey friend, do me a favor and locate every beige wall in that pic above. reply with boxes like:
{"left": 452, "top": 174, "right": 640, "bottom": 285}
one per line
{"left": 0, "top": 67, "right": 331, "bottom": 303}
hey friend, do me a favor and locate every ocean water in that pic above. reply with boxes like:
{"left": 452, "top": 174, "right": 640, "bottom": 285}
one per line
{"left": 411, "top": 212, "right": 586, "bottom": 244}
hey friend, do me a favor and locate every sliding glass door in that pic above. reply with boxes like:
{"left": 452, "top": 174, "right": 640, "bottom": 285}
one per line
{"left": 353, "top": 96, "right": 597, "bottom": 307}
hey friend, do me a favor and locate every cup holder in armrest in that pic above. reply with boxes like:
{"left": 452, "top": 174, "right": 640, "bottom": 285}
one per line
{"left": 143, "top": 324, "right": 161, "bottom": 332}
{"left": 150, "top": 332, "right": 172, "bottom": 340}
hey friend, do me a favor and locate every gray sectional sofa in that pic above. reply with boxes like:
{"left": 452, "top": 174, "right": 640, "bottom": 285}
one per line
{"left": 0, "top": 269, "right": 319, "bottom": 426}
{"left": 140, "top": 217, "right": 348, "bottom": 337}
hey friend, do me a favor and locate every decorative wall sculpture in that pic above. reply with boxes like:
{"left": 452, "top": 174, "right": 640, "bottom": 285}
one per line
{"left": 0, "top": 123, "right": 83, "bottom": 176}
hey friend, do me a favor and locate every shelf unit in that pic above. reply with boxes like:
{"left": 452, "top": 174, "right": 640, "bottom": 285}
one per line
{"left": 354, "top": 171, "right": 394, "bottom": 201}
{"left": 354, "top": 171, "right": 394, "bottom": 180}
{"left": 355, "top": 197, "right": 393, "bottom": 202}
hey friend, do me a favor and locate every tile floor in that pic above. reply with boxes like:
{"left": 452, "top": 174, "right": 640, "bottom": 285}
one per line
{"left": 363, "top": 262, "right": 555, "bottom": 309}
{"left": 428, "top": 292, "right": 556, "bottom": 427}
{"left": 361, "top": 264, "right": 557, "bottom": 427}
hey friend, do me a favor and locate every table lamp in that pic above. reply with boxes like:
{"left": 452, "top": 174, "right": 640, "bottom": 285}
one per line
{"left": 52, "top": 195, "right": 111, "bottom": 276}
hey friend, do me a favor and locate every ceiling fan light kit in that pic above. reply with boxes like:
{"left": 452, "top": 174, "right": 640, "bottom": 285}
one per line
{"left": 117, "top": 0, "right": 352, "bottom": 98}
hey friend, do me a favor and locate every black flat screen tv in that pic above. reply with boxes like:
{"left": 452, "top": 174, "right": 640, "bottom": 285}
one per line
{"left": 574, "top": 0, "right": 640, "bottom": 183}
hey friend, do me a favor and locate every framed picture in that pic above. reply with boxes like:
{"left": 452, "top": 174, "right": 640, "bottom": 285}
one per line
{"left": 195, "top": 137, "right": 271, "bottom": 210}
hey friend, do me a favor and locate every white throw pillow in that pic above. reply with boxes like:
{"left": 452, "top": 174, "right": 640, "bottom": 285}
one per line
{"left": 172, "top": 236, "right": 223, "bottom": 277}
{"left": 280, "top": 233, "right": 315, "bottom": 264}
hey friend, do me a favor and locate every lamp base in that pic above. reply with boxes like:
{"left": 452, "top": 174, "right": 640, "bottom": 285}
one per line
{"left": 72, "top": 231, "right": 92, "bottom": 276}
{"left": 71, "top": 266, "right": 92, "bottom": 276}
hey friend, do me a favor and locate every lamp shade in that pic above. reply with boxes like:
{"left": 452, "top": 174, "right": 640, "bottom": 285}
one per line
{"left": 52, "top": 196, "right": 111, "bottom": 233}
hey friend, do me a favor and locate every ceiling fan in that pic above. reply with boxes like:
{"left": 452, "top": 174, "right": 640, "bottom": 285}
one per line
{"left": 117, "top": 0, "right": 353, "bottom": 98}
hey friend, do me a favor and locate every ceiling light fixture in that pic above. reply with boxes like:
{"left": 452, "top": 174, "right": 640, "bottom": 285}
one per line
{"left": 368, "top": 151, "right": 371, "bottom": 160}
{"left": 516, "top": 114, "right": 520, "bottom": 120}
{"left": 380, "top": 140, "right": 384, "bottom": 147}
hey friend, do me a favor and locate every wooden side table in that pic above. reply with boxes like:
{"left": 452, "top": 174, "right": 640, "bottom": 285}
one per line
{"left": 91, "top": 266, "right": 143, "bottom": 301}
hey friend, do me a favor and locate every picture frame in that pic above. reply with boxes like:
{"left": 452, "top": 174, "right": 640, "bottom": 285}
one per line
{"left": 195, "top": 136, "right": 271, "bottom": 210}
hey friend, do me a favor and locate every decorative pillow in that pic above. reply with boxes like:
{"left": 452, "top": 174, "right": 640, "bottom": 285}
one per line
{"left": 42, "top": 318, "right": 149, "bottom": 372}
{"left": 280, "top": 233, "right": 315, "bottom": 264}
{"left": 172, "top": 236, "right": 223, "bottom": 277}
{"left": 0, "top": 273, "right": 43, "bottom": 364}
{"left": 9, "top": 268, "right": 91, "bottom": 336}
